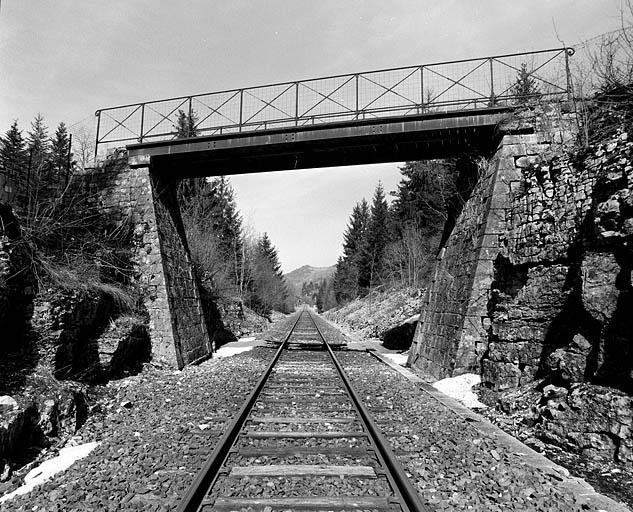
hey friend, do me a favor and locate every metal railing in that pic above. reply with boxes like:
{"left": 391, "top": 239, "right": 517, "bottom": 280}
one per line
{"left": 95, "top": 47, "right": 574, "bottom": 154}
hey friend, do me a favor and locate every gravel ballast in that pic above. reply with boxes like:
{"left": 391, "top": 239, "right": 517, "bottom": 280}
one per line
{"left": 3, "top": 310, "right": 627, "bottom": 511}
{"left": 0, "top": 349, "right": 276, "bottom": 512}
{"left": 337, "top": 349, "right": 623, "bottom": 511}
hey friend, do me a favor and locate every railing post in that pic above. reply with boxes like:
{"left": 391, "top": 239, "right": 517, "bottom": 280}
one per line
{"left": 139, "top": 104, "right": 145, "bottom": 143}
{"left": 188, "top": 96, "right": 193, "bottom": 135}
{"left": 239, "top": 89, "right": 244, "bottom": 132}
{"left": 94, "top": 111, "right": 101, "bottom": 164}
{"left": 295, "top": 82, "right": 299, "bottom": 126}
{"left": 420, "top": 66, "right": 424, "bottom": 112}
{"left": 355, "top": 74, "right": 359, "bottom": 120}
{"left": 565, "top": 48, "right": 573, "bottom": 102}
{"left": 489, "top": 58, "right": 495, "bottom": 106}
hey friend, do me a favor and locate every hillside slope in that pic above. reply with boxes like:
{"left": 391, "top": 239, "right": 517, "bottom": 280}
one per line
{"left": 324, "top": 287, "right": 423, "bottom": 344}
{"left": 285, "top": 264, "right": 335, "bottom": 302}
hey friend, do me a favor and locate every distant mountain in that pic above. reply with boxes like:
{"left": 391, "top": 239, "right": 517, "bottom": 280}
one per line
{"left": 285, "top": 264, "right": 336, "bottom": 302}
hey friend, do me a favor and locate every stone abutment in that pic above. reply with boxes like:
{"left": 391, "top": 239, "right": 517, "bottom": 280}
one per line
{"left": 408, "top": 109, "right": 580, "bottom": 381}
{"left": 90, "top": 154, "right": 210, "bottom": 368}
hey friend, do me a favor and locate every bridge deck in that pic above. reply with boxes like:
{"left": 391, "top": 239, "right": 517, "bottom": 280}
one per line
{"left": 127, "top": 108, "right": 510, "bottom": 176}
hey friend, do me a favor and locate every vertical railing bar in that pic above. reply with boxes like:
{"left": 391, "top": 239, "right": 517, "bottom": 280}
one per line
{"left": 139, "top": 104, "right": 145, "bottom": 143}
{"left": 188, "top": 96, "right": 193, "bottom": 136}
{"left": 420, "top": 66, "right": 424, "bottom": 112}
{"left": 355, "top": 74, "right": 359, "bottom": 120}
{"left": 238, "top": 89, "right": 244, "bottom": 132}
{"left": 489, "top": 58, "right": 495, "bottom": 106}
{"left": 94, "top": 111, "right": 101, "bottom": 164}
{"left": 295, "top": 82, "right": 299, "bottom": 126}
{"left": 565, "top": 48, "right": 572, "bottom": 102}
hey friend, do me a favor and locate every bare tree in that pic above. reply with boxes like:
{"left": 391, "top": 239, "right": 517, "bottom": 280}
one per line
{"left": 73, "top": 127, "right": 95, "bottom": 171}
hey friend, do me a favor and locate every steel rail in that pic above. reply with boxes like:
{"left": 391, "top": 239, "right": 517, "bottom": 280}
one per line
{"left": 307, "top": 311, "right": 431, "bottom": 512}
{"left": 174, "top": 312, "right": 302, "bottom": 512}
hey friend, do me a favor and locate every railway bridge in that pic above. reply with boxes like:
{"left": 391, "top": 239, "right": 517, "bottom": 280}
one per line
{"left": 93, "top": 47, "right": 576, "bottom": 372}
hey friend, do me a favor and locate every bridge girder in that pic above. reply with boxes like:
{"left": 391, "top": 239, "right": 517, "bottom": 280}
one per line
{"left": 127, "top": 108, "right": 511, "bottom": 177}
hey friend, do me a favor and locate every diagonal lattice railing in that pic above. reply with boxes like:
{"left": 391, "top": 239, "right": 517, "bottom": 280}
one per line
{"left": 95, "top": 47, "right": 574, "bottom": 153}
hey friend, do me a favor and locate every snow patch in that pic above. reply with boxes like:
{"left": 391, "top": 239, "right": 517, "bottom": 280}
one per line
{"left": 238, "top": 336, "right": 257, "bottom": 343}
{"left": 0, "top": 442, "right": 100, "bottom": 502}
{"left": 214, "top": 345, "right": 254, "bottom": 359}
{"left": 432, "top": 373, "right": 487, "bottom": 409}
{"left": 380, "top": 352, "right": 409, "bottom": 367}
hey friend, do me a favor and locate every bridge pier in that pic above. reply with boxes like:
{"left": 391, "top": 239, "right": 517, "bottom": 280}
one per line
{"left": 96, "top": 154, "right": 211, "bottom": 368}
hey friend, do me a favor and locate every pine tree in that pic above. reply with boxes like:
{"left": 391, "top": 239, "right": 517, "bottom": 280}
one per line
{"left": 174, "top": 108, "right": 206, "bottom": 201}
{"left": 390, "top": 160, "right": 457, "bottom": 236}
{"left": 180, "top": 175, "right": 245, "bottom": 293}
{"left": 332, "top": 200, "right": 371, "bottom": 303}
{"left": 50, "top": 122, "right": 72, "bottom": 179}
{"left": 248, "top": 233, "right": 289, "bottom": 315}
{"left": 27, "top": 113, "right": 51, "bottom": 173}
{"left": 511, "top": 63, "right": 541, "bottom": 105}
{"left": 25, "top": 114, "right": 52, "bottom": 209}
{"left": 342, "top": 199, "right": 370, "bottom": 261}
{"left": 359, "top": 182, "right": 390, "bottom": 291}
{"left": 174, "top": 109, "right": 199, "bottom": 138}
{"left": 0, "top": 120, "right": 27, "bottom": 180}
{"left": 258, "top": 233, "right": 283, "bottom": 278}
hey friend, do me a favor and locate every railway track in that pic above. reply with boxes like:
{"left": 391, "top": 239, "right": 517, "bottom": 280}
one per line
{"left": 176, "top": 308, "right": 428, "bottom": 512}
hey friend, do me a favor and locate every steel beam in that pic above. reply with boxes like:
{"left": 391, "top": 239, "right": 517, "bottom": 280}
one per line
{"left": 127, "top": 108, "right": 510, "bottom": 175}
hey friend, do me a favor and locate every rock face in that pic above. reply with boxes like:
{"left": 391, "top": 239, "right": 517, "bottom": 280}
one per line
{"left": 96, "top": 315, "right": 151, "bottom": 378}
{"left": 483, "top": 131, "right": 633, "bottom": 394}
{"left": 538, "top": 383, "right": 633, "bottom": 465}
{"left": 0, "top": 372, "right": 87, "bottom": 468}
{"left": 481, "top": 127, "right": 633, "bottom": 465}
{"left": 545, "top": 334, "right": 593, "bottom": 384}
{"left": 33, "top": 290, "right": 151, "bottom": 383}
{"left": 0, "top": 203, "right": 36, "bottom": 351}
{"left": 485, "top": 263, "right": 573, "bottom": 389}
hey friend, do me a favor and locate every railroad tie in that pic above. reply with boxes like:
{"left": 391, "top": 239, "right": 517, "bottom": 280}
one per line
{"left": 205, "top": 496, "right": 394, "bottom": 510}
{"left": 229, "top": 464, "right": 376, "bottom": 477}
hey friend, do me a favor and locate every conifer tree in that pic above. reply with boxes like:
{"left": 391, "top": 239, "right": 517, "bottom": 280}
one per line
{"left": 0, "top": 120, "right": 27, "bottom": 180}
{"left": 342, "top": 199, "right": 370, "bottom": 261}
{"left": 248, "top": 233, "right": 289, "bottom": 315}
{"left": 27, "top": 113, "right": 51, "bottom": 173}
{"left": 181, "top": 175, "right": 245, "bottom": 293}
{"left": 50, "top": 122, "right": 72, "bottom": 179}
{"left": 512, "top": 63, "right": 541, "bottom": 104}
{"left": 174, "top": 109, "right": 199, "bottom": 138}
{"left": 359, "top": 181, "right": 390, "bottom": 291}
{"left": 25, "top": 114, "right": 52, "bottom": 208}
{"left": 332, "top": 200, "right": 370, "bottom": 303}
{"left": 258, "top": 233, "right": 284, "bottom": 278}
{"left": 174, "top": 108, "right": 204, "bottom": 200}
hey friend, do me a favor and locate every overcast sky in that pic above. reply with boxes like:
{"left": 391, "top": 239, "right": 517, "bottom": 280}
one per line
{"left": 0, "top": 1, "right": 624, "bottom": 272}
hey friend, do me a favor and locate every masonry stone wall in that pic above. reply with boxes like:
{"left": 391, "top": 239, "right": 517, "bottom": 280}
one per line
{"left": 86, "top": 152, "right": 211, "bottom": 368}
{"left": 408, "top": 108, "right": 579, "bottom": 380}
{"left": 408, "top": 156, "right": 497, "bottom": 379}
{"left": 486, "top": 129, "right": 633, "bottom": 392}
